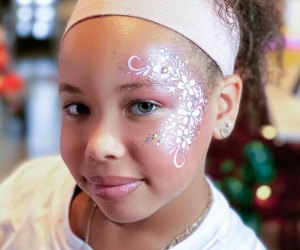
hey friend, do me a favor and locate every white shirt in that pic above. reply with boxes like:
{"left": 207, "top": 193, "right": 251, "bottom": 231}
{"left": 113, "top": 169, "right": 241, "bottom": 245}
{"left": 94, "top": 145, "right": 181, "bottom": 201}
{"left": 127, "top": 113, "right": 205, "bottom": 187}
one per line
{"left": 0, "top": 156, "right": 266, "bottom": 250}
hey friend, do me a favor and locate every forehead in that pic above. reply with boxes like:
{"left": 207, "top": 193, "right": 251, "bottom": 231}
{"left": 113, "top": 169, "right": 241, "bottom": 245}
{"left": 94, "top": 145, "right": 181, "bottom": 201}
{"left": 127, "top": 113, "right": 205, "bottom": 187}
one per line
{"left": 60, "top": 16, "right": 193, "bottom": 62}
{"left": 58, "top": 16, "right": 211, "bottom": 92}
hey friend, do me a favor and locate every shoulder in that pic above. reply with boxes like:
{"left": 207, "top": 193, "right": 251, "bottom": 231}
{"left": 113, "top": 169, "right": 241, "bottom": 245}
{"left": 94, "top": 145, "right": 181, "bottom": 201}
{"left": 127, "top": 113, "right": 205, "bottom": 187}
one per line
{"left": 206, "top": 179, "right": 267, "bottom": 250}
{"left": 0, "top": 156, "right": 76, "bottom": 248}
{"left": 172, "top": 178, "right": 267, "bottom": 250}
{"left": 0, "top": 155, "right": 72, "bottom": 207}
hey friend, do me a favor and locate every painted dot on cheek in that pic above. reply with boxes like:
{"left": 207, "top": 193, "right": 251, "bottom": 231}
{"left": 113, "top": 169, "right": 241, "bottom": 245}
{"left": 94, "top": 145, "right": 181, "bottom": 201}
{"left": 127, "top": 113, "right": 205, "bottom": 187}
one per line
{"left": 144, "top": 136, "right": 152, "bottom": 144}
{"left": 153, "top": 133, "right": 160, "bottom": 139}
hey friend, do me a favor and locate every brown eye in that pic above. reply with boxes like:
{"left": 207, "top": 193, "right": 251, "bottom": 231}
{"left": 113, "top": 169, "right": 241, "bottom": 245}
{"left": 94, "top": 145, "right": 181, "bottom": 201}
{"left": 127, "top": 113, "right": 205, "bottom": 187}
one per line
{"left": 64, "top": 103, "right": 90, "bottom": 116}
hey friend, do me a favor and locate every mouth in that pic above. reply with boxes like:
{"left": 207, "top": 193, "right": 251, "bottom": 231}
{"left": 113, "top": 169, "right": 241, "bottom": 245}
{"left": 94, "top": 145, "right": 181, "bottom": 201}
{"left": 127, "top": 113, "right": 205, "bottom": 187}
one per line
{"left": 86, "top": 176, "right": 143, "bottom": 201}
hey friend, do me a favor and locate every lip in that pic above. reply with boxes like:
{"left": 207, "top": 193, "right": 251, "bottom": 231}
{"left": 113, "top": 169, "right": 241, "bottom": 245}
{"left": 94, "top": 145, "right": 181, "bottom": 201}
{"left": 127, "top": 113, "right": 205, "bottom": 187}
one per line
{"left": 86, "top": 176, "right": 143, "bottom": 201}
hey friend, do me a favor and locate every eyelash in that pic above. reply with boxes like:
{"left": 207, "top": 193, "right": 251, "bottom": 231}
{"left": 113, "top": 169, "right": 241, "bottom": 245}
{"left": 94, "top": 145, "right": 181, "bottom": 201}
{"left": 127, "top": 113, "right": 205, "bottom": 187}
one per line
{"left": 62, "top": 100, "right": 161, "bottom": 118}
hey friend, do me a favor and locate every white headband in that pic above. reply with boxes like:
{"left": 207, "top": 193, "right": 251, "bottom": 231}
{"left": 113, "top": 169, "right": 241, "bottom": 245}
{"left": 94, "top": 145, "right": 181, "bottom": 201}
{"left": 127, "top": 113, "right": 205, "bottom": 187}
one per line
{"left": 64, "top": 0, "right": 240, "bottom": 76}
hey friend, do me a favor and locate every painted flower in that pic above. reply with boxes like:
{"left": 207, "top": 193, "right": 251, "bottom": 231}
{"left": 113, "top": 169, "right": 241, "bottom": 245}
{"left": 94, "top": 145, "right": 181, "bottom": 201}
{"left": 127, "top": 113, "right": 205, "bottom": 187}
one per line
{"left": 177, "top": 101, "right": 202, "bottom": 128}
{"left": 177, "top": 75, "right": 196, "bottom": 98}
{"left": 175, "top": 128, "right": 193, "bottom": 150}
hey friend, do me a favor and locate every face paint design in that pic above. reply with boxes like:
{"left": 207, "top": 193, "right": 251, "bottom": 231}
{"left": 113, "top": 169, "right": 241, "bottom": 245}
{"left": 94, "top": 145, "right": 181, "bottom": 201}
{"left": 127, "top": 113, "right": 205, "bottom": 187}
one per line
{"left": 128, "top": 48, "right": 207, "bottom": 168}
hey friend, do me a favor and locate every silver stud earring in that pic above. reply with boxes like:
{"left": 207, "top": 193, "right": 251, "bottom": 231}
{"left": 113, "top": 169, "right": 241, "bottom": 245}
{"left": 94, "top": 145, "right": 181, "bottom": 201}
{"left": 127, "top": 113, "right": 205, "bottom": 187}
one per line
{"left": 220, "top": 123, "right": 232, "bottom": 138}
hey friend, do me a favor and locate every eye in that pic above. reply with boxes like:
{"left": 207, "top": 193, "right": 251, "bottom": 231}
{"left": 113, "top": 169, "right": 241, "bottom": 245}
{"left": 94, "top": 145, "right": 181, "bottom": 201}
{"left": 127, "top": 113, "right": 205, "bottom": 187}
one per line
{"left": 63, "top": 103, "right": 90, "bottom": 116}
{"left": 128, "top": 100, "right": 160, "bottom": 115}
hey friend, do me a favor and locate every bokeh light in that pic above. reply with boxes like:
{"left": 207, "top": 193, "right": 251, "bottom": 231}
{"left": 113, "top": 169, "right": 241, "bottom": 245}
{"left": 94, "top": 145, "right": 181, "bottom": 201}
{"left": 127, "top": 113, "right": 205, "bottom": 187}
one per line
{"left": 32, "top": 21, "right": 52, "bottom": 40}
{"left": 256, "top": 185, "right": 272, "bottom": 201}
{"left": 16, "top": 6, "right": 33, "bottom": 22}
{"left": 16, "top": 21, "right": 32, "bottom": 38}
{"left": 261, "top": 125, "right": 277, "bottom": 140}
{"left": 35, "top": 6, "right": 56, "bottom": 22}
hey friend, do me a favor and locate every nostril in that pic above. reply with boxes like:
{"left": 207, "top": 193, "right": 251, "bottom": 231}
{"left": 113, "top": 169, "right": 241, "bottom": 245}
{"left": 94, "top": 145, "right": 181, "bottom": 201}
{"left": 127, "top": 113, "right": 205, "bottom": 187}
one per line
{"left": 105, "top": 155, "right": 117, "bottom": 160}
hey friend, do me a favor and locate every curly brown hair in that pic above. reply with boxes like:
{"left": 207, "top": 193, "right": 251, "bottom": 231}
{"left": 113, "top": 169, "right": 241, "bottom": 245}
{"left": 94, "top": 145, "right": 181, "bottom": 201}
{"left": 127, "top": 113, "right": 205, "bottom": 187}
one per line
{"left": 217, "top": 0, "right": 284, "bottom": 127}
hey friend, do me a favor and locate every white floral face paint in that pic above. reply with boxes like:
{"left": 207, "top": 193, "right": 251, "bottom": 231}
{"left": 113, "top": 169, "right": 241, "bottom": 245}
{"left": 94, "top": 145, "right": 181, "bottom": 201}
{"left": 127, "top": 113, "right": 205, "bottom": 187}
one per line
{"left": 128, "top": 48, "right": 207, "bottom": 168}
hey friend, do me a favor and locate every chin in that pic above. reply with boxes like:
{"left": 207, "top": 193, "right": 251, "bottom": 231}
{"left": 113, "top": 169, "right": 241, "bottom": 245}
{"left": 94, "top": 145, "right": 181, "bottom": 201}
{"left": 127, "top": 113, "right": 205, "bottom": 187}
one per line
{"left": 97, "top": 201, "right": 159, "bottom": 224}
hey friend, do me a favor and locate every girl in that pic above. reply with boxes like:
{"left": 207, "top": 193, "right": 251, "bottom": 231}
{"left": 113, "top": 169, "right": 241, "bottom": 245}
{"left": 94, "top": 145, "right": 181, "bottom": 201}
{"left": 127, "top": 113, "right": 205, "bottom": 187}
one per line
{"left": 0, "top": 0, "right": 283, "bottom": 249}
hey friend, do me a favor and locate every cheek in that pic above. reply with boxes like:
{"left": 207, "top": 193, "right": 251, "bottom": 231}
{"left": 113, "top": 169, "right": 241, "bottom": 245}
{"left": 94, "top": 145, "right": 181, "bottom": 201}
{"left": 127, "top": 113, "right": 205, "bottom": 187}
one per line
{"left": 60, "top": 122, "right": 85, "bottom": 173}
{"left": 130, "top": 134, "right": 204, "bottom": 201}
{"left": 134, "top": 96, "right": 208, "bottom": 169}
{"left": 60, "top": 123, "right": 69, "bottom": 157}
{"left": 124, "top": 121, "right": 175, "bottom": 174}
{"left": 127, "top": 105, "right": 214, "bottom": 185}
{"left": 60, "top": 125, "right": 73, "bottom": 169}
{"left": 128, "top": 119, "right": 211, "bottom": 174}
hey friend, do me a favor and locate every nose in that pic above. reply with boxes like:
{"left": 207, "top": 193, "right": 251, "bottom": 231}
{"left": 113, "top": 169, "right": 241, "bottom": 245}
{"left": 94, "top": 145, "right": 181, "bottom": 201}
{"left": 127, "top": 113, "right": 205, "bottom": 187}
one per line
{"left": 84, "top": 122, "right": 126, "bottom": 162}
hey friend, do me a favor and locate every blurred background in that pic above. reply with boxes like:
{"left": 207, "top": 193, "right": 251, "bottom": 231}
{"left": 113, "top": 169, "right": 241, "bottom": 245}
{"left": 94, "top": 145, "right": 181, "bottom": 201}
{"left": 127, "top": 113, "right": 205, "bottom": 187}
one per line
{"left": 0, "top": 0, "right": 299, "bottom": 249}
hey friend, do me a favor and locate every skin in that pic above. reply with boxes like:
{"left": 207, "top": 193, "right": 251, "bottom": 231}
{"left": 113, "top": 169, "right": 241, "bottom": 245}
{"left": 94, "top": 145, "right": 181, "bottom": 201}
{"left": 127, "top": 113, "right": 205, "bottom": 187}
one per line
{"left": 59, "top": 16, "right": 242, "bottom": 249}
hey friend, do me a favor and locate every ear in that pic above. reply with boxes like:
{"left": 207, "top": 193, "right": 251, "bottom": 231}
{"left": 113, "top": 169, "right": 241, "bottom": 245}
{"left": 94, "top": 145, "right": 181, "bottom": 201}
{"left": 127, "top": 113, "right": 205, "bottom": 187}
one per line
{"left": 213, "top": 74, "right": 242, "bottom": 140}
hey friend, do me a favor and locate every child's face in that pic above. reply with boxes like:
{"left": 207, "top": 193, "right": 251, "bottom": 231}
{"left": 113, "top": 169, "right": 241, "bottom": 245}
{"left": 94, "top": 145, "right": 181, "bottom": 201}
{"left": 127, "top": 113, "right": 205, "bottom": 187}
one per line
{"left": 59, "top": 17, "right": 217, "bottom": 223}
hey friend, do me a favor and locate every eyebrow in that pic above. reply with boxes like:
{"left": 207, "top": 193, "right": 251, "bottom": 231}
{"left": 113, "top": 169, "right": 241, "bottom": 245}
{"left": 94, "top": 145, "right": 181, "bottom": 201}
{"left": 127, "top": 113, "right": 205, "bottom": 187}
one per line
{"left": 59, "top": 80, "right": 169, "bottom": 94}
{"left": 59, "top": 83, "right": 83, "bottom": 94}
{"left": 118, "top": 80, "right": 166, "bottom": 93}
